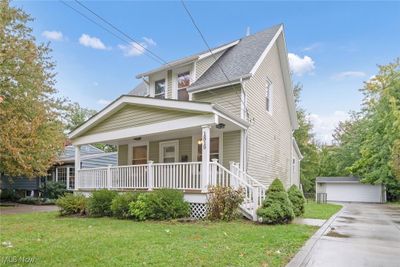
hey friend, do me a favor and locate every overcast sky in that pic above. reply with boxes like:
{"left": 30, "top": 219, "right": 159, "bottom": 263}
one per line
{"left": 14, "top": 1, "right": 400, "bottom": 144}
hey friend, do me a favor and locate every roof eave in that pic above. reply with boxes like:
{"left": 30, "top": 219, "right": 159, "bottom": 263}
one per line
{"left": 187, "top": 73, "right": 252, "bottom": 93}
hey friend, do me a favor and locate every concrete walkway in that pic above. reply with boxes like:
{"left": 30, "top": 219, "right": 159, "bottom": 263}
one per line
{"left": 288, "top": 203, "right": 400, "bottom": 267}
{"left": 0, "top": 204, "right": 59, "bottom": 215}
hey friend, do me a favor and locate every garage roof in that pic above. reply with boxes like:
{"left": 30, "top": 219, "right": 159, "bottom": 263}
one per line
{"left": 316, "top": 176, "right": 361, "bottom": 183}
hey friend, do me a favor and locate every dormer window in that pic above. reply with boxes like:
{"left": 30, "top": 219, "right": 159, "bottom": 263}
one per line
{"left": 154, "top": 79, "right": 165, "bottom": 99}
{"left": 177, "top": 71, "right": 190, "bottom": 101}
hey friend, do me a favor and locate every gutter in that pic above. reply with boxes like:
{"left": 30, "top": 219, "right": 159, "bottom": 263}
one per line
{"left": 187, "top": 73, "right": 252, "bottom": 93}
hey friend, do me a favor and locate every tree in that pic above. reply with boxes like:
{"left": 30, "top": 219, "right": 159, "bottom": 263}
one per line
{"left": 293, "top": 83, "right": 320, "bottom": 194}
{"left": 0, "top": 1, "right": 65, "bottom": 178}
{"left": 64, "top": 102, "right": 97, "bottom": 132}
{"left": 350, "top": 59, "right": 400, "bottom": 200}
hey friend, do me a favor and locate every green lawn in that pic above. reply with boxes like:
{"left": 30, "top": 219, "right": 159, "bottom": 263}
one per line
{"left": 0, "top": 212, "right": 316, "bottom": 267}
{"left": 303, "top": 202, "right": 342, "bottom": 220}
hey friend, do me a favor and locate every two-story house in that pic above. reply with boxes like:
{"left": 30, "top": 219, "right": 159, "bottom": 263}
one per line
{"left": 68, "top": 24, "right": 302, "bottom": 220}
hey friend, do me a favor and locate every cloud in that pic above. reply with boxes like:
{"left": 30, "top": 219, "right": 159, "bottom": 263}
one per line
{"left": 118, "top": 37, "right": 156, "bottom": 57}
{"left": 42, "top": 30, "right": 63, "bottom": 41}
{"left": 302, "top": 42, "right": 322, "bottom": 52}
{"left": 79, "top": 34, "right": 108, "bottom": 50}
{"left": 331, "top": 71, "right": 366, "bottom": 80}
{"left": 97, "top": 99, "right": 111, "bottom": 105}
{"left": 307, "top": 111, "right": 349, "bottom": 144}
{"left": 288, "top": 53, "right": 315, "bottom": 76}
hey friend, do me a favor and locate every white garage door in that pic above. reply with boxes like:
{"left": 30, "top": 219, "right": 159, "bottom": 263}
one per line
{"left": 326, "top": 183, "right": 382, "bottom": 203}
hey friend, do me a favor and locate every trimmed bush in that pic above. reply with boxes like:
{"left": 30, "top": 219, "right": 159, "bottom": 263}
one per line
{"left": 40, "top": 181, "right": 67, "bottom": 199}
{"left": 17, "top": 197, "right": 56, "bottom": 205}
{"left": 129, "top": 189, "right": 190, "bottom": 221}
{"left": 88, "top": 190, "right": 118, "bottom": 217}
{"left": 111, "top": 192, "right": 139, "bottom": 219}
{"left": 0, "top": 189, "right": 18, "bottom": 201}
{"left": 256, "top": 179, "right": 295, "bottom": 224}
{"left": 56, "top": 194, "right": 87, "bottom": 216}
{"left": 207, "top": 186, "right": 244, "bottom": 221}
{"left": 288, "top": 185, "right": 305, "bottom": 216}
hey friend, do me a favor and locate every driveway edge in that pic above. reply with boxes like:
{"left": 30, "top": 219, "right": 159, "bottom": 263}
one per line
{"left": 286, "top": 205, "right": 344, "bottom": 267}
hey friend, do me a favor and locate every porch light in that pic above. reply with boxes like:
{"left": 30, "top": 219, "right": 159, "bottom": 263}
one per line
{"left": 216, "top": 123, "right": 225, "bottom": 129}
{"left": 197, "top": 140, "right": 203, "bottom": 145}
{"left": 134, "top": 137, "right": 142, "bottom": 141}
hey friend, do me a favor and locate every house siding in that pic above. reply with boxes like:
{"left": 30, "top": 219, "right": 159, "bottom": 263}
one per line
{"left": 192, "top": 84, "right": 241, "bottom": 117}
{"left": 244, "top": 41, "right": 294, "bottom": 189}
{"left": 118, "top": 145, "right": 128, "bottom": 165}
{"left": 85, "top": 105, "right": 198, "bottom": 135}
{"left": 167, "top": 70, "right": 173, "bottom": 99}
{"left": 222, "top": 131, "right": 240, "bottom": 168}
{"left": 292, "top": 147, "right": 300, "bottom": 187}
{"left": 195, "top": 50, "right": 225, "bottom": 80}
{"left": 81, "top": 153, "right": 117, "bottom": 169}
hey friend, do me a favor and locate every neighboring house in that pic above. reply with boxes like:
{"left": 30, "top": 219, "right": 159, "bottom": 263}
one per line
{"left": 0, "top": 145, "right": 117, "bottom": 197}
{"left": 316, "top": 177, "right": 386, "bottom": 203}
{"left": 68, "top": 24, "right": 302, "bottom": 220}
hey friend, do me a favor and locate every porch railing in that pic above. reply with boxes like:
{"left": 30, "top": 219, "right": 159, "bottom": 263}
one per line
{"left": 76, "top": 161, "right": 202, "bottom": 191}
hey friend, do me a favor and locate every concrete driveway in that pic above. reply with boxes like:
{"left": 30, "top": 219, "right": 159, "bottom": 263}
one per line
{"left": 289, "top": 203, "right": 400, "bottom": 267}
{"left": 0, "top": 204, "right": 59, "bottom": 215}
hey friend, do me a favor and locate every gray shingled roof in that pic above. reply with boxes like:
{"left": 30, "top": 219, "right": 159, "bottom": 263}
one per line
{"left": 129, "top": 82, "right": 148, "bottom": 96}
{"left": 188, "top": 24, "right": 281, "bottom": 91}
{"left": 316, "top": 176, "right": 361, "bottom": 183}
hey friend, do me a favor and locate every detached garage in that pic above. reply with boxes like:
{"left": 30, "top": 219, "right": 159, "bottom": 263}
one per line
{"left": 316, "top": 177, "right": 386, "bottom": 203}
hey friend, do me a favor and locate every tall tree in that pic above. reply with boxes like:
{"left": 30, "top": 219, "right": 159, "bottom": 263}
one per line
{"left": 65, "top": 102, "right": 97, "bottom": 132}
{"left": 0, "top": 0, "right": 65, "bottom": 177}
{"left": 293, "top": 83, "right": 320, "bottom": 193}
{"left": 350, "top": 59, "right": 400, "bottom": 200}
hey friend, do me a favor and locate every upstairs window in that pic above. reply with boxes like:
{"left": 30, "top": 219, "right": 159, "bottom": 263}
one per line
{"left": 266, "top": 79, "right": 273, "bottom": 113}
{"left": 155, "top": 79, "right": 165, "bottom": 99}
{"left": 177, "top": 71, "right": 190, "bottom": 101}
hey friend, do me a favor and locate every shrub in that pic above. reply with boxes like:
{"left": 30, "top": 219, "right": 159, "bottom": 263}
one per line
{"left": 88, "top": 189, "right": 118, "bottom": 217}
{"left": 56, "top": 194, "right": 87, "bottom": 216}
{"left": 256, "top": 179, "right": 295, "bottom": 224}
{"left": 288, "top": 185, "right": 305, "bottom": 216}
{"left": 207, "top": 186, "right": 245, "bottom": 221}
{"left": 40, "top": 181, "right": 67, "bottom": 199}
{"left": 128, "top": 189, "right": 190, "bottom": 221}
{"left": 129, "top": 194, "right": 150, "bottom": 221}
{"left": 111, "top": 192, "right": 139, "bottom": 219}
{"left": 17, "top": 196, "right": 38, "bottom": 204}
{"left": 0, "top": 189, "right": 18, "bottom": 201}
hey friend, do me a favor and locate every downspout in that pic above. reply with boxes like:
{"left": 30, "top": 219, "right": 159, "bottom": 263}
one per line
{"left": 240, "top": 77, "right": 249, "bottom": 172}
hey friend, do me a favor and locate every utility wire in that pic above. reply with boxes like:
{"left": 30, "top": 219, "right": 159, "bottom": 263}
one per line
{"left": 59, "top": 0, "right": 166, "bottom": 65}
{"left": 73, "top": 0, "right": 169, "bottom": 66}
{"left": 180, "top": 0, "right": 251, "bottom": 119}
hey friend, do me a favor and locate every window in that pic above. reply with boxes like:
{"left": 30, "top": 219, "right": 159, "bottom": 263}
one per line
{"left": 177, "top": 71, "right": 190, "bottom": 101}
{"left": 266, "top": 79, "right": 273, "bottom": 113}
{"left": 197, "top": 137, "right": 219, "bottom": 161}
{"left": 159, "top": 141, "right": 179, "bottom": 163}
{"left": 155, "top": 79, "right": 165, "bottom": 99}
{"left": 132, "top": 146, "right": 147, "bottom": 165}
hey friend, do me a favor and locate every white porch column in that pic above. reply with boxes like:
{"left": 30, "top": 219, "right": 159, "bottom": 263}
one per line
{"left": 147, "top": 160, "right": 154, "bottom": 191}
{"left": 66, "top": 167, "right": 70, "bottom": 190}
{"left": 74, "top": 145, "right": 81, "bottom": 190}
{"left": 201, "top": 125, "right": 211, "bottom": 192}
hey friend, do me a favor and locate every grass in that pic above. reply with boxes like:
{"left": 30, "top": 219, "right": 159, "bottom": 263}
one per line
{"left": 0, "top": 212, "right": 316, "bottom": 267}
{"left": 303, "top": 202, "right": 342, "bottom": 220}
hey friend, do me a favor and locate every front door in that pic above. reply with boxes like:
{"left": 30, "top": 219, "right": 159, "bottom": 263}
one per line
{"left": 159, "top": 140, "right": 179, "bottom": 163}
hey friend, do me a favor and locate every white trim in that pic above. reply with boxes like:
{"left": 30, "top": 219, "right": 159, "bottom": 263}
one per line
{"left": 187, "top": 74, "right": 252, "bottom": 93}
{"left": 249, "top": 25, "right": 283, "bottom": 75}
{"left": 159, "top": 140, "right": 179, "bottom": 163}
{"left": 72, "top": 115, "right": 216, "bottom": 145}
{"left": 127, "top": 143, "right": 133, "bottom": 165}
{"left": 265, "top": 77, "right": 273, "bottom": 115}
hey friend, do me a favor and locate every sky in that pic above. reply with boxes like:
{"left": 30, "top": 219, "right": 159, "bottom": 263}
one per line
{"left": 13, "top": 0, "right": 400, "bottom": 144}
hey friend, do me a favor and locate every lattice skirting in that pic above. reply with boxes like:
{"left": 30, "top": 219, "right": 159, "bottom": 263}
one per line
{"left": 189, "top": 203, "right": 208, "bottom": 219}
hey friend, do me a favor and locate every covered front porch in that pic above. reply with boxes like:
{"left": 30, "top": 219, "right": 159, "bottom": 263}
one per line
{"left": 69, "top": 95, "right": 249, "bottom": 193}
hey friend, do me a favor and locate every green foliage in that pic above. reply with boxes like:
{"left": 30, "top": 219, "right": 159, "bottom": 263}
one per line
{"left": 293, "top": 84, "right": 320, "bottom": 194}
{"left": 129, "top": 194, "right": 150, "bottom": 221}
{"left": 40, "top": 181, "right": 67, "bottom": 199}
{"left": 129, "top": 189, "right": 190, "bottom": 221}
{"left": 0, "top": 189, "right": 18, "bottom": 201}
{"left": 0, "top": 0, "right": 65, "bottom": 178}
{"left": 17, "top": 197, "right": 56, "bottom": 205}
{"left": 64, "top": 102, "right": 97, "bottom": 132}
{"left": 56, "top": 194, "right": 87, "bottom": 216}
{"left": 88, "top": 190, "right": 118, "bottom": 217}
{"left": 207, "top": 186, "right": 245, "bottom": 221}
{"left": 287, "top": 185, "right": 305, "bottom": 216}
{"left": 111, "top": 192, "right": 139, "bottom": 219}
{"left": 257, "top": 179, "right": 295, "bottom": 224}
